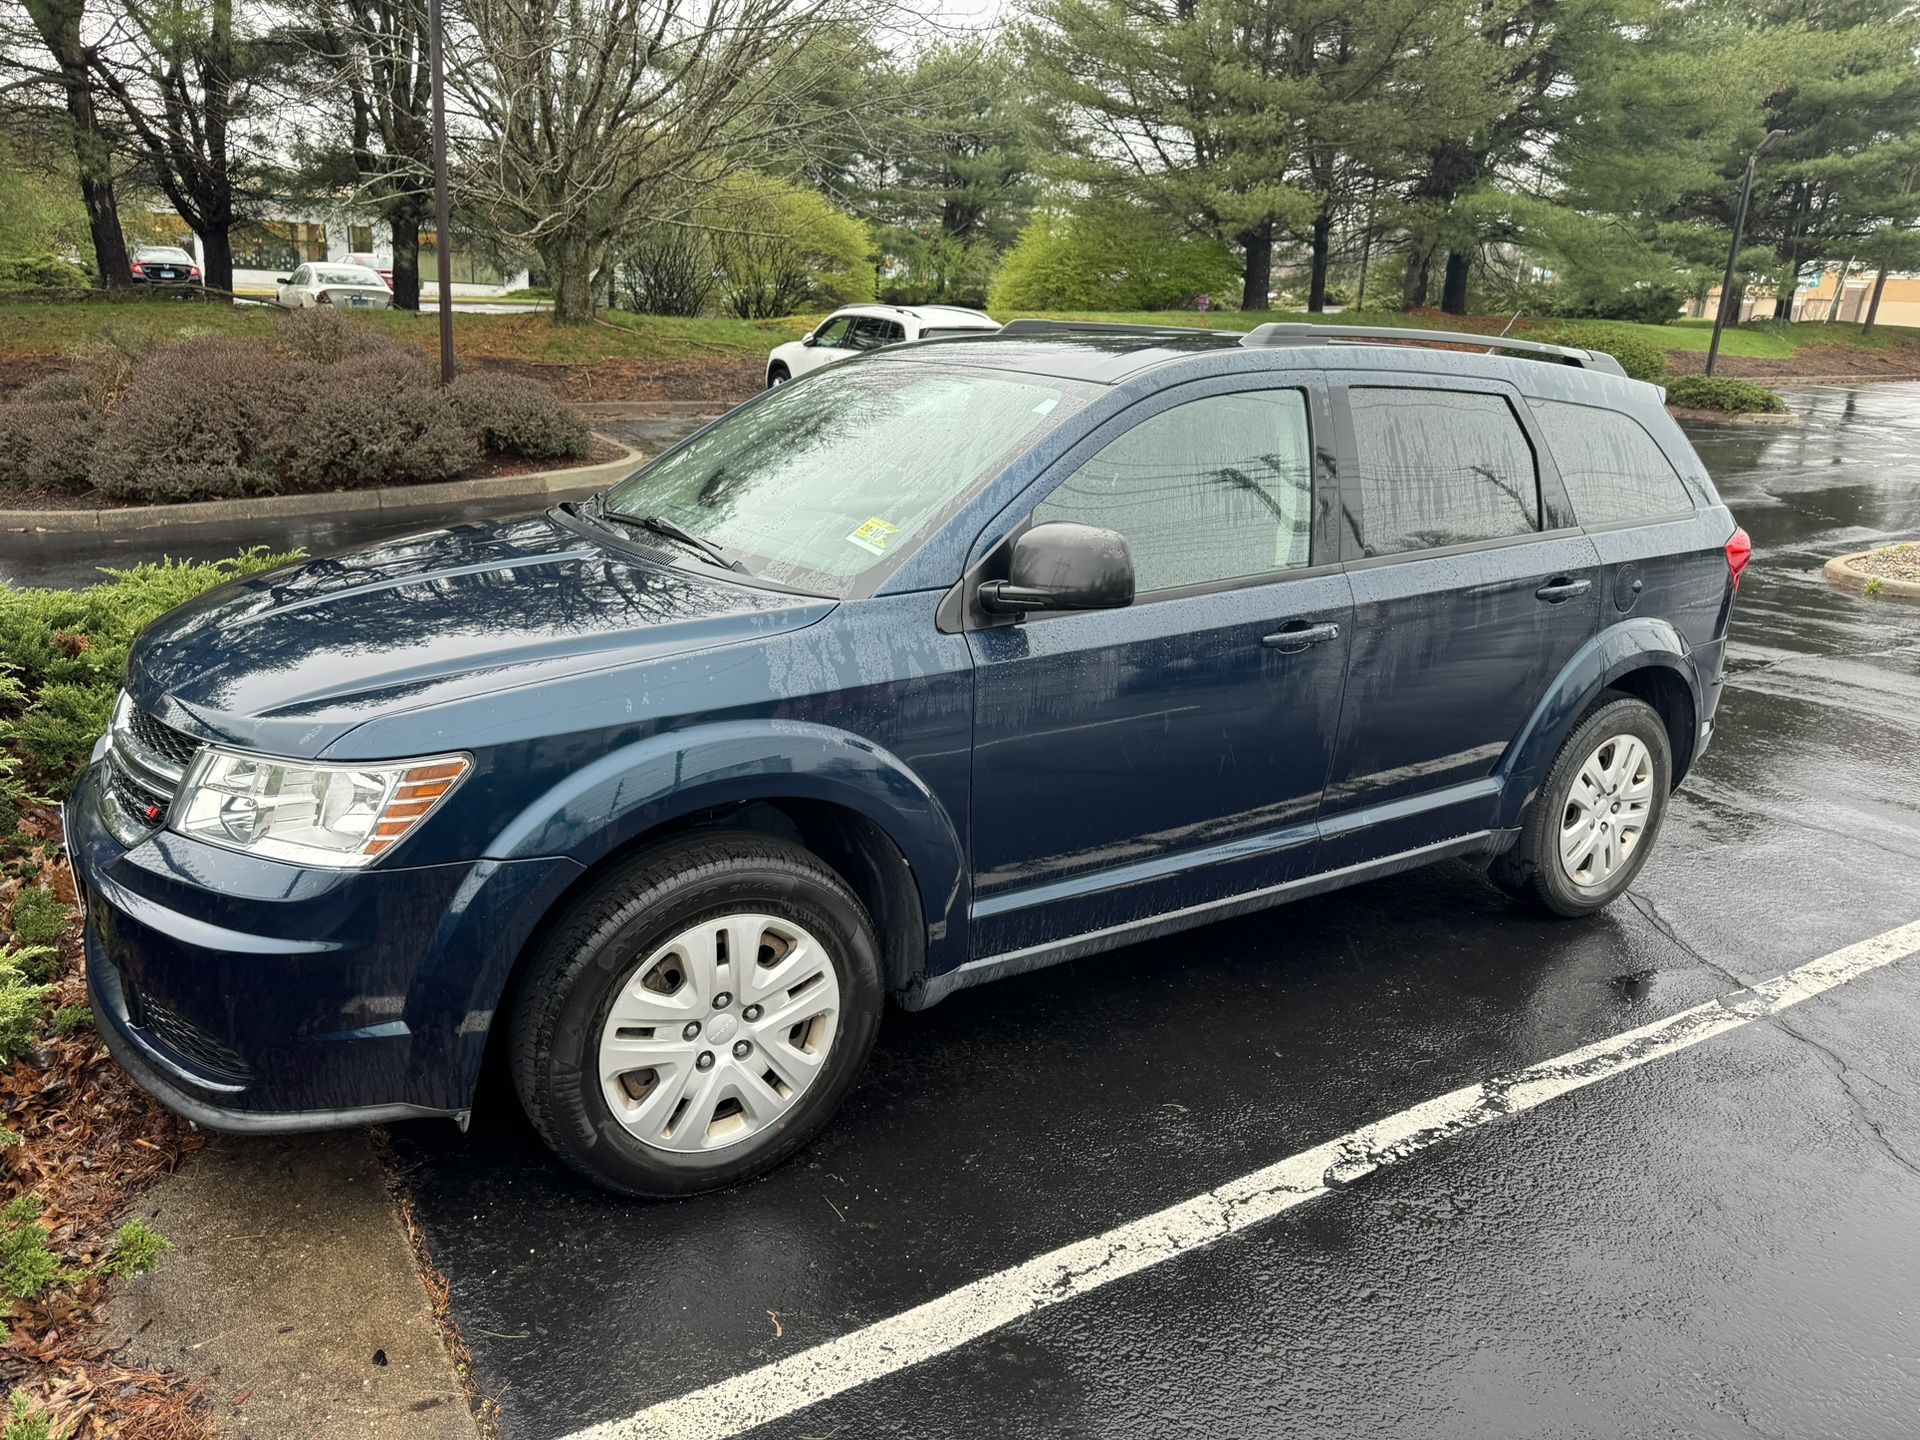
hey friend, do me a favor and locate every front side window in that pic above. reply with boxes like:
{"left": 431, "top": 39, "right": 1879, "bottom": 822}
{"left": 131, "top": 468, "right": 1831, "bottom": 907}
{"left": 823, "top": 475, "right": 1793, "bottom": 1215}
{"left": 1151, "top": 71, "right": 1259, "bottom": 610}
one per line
{"left": 604, "top": 362, "right": 1090, "bottom": 596}
{"left": 1348, "top": 388, "right": 1539, "bottom": 557}
{"left": 812, "top": 317, "right": 853, "bottom": 348}
{"left": 1530, "top": 399, "right": 1693, "bottom": 526}
{"left": 1033, "top": 389, "right": 1313, "bottom": 595}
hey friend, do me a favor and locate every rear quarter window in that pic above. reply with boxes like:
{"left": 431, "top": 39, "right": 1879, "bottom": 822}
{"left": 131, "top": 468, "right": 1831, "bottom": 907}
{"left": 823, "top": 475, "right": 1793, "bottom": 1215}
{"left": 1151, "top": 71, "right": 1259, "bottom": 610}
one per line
{"left": 1347, "top": 388, "right": 1540, "bottom": 557}
{"left": 1530, "top": 399, "right": 1694, "bottom": 526}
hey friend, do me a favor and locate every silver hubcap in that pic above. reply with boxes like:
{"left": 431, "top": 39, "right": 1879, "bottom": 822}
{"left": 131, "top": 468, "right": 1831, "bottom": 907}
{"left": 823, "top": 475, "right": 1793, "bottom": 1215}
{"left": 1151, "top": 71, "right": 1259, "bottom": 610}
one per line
{"left": 598, "top": 913, "right": 840, "bottom": 1154}
{"left": 1559, "top": 733, "right": 1655, "bottom": 888}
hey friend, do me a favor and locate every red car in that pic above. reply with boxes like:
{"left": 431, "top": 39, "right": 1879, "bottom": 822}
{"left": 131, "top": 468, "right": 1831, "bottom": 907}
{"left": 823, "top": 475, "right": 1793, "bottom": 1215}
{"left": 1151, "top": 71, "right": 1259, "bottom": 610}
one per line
{"left": 343, "top": 252, "right": 394, "bottom": 289}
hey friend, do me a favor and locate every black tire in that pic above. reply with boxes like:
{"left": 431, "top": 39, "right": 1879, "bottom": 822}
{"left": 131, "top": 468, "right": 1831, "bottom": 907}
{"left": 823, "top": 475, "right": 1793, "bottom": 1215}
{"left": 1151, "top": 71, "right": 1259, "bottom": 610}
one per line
{"left": 1491, "top": 693, "right": 1673, "bottom": 917}
{"left": 509, "top": 832, "right": 883, "bottom": 1197}
{"left": 766, "top": 363, "right": 790, "bottom": 388}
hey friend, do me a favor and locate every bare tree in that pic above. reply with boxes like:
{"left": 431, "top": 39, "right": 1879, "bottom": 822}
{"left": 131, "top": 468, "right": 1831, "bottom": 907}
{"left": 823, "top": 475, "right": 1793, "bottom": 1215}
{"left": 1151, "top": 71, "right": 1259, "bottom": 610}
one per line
{"left": 446, "top": 0, "right": 904, "bottom": 325}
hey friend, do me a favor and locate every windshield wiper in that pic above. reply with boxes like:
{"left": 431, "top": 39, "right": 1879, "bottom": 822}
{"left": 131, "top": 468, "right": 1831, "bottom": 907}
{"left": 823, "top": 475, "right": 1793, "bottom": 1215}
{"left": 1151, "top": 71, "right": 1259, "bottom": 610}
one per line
{"left": 594, "top": 499, "right": 748, "bottom": 573}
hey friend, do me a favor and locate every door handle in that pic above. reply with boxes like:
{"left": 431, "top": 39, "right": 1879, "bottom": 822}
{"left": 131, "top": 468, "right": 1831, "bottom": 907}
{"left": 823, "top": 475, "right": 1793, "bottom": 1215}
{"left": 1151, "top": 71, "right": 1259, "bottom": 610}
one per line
{"left": 1535, "top": 577, "right": 1593, "bottom": 604}
{"left": 1263, "top": 621, "right": 1341, "bottom": 653}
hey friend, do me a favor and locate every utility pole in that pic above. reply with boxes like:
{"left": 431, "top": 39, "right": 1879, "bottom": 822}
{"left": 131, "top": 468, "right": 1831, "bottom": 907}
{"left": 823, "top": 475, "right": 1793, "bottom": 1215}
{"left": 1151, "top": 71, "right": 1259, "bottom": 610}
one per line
{"left": 1706, "top": 129, "right": 1785, "bottom": 379}
{"left": 428, "top": 0, "right": 455, "bottom": 384}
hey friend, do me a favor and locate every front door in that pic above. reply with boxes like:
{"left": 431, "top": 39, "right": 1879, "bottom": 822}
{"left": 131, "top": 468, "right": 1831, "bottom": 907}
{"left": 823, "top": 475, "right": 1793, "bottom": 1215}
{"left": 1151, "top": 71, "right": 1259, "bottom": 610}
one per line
{"left": 966, "top": 380, "right": 1353, "bottom": 959}
{"left": 1317, "top": 376, "right": 1603, "bottom": 866}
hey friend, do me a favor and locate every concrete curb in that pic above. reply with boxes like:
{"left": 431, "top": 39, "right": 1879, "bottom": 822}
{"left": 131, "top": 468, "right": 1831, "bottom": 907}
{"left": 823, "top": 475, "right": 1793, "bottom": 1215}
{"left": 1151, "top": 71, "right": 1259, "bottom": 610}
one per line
{"left": 1824, "top": 545, "right": 1920, "bottom": 599}
{"left": 1667, "top": 406, "right": 1797, "bottom": 425}
{"left": 1, "top": 436, "right": 642, "bottom": 535}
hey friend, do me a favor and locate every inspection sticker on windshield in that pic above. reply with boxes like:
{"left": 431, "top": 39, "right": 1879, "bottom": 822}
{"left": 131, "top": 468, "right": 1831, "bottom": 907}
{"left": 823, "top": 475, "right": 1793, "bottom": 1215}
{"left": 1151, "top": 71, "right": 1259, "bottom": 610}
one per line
{"left": 847, "top": 516, "right": 899, "bottom": 556}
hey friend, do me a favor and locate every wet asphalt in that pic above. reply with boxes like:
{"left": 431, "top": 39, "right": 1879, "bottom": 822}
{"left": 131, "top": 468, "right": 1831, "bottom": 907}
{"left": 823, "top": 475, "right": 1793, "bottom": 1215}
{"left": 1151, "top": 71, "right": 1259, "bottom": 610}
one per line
{"left": 366, "top": 384, "right": 1920, "bottom": 1439}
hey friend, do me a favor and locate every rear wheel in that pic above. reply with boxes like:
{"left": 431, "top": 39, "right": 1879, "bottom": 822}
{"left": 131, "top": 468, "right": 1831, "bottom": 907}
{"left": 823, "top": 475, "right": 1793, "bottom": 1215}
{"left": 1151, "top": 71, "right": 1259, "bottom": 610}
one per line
{"left": 509, "top": 833, "right": 883, "bottom": 1197}
{"left": 1492, "top": 694, "right": 1672, "bottom": 917}
{"left": 767, "top": 363, "right": 790, "bottom": 388}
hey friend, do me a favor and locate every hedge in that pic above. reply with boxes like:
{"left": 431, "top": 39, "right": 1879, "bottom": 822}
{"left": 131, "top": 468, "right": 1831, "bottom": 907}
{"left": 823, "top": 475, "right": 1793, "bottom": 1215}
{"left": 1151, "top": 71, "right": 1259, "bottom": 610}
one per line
{"left": 1663, "top": 376, "right": 1786, "bottom": 414}
{"left": 0, "top": 311, "right": 588, "bottom": 502}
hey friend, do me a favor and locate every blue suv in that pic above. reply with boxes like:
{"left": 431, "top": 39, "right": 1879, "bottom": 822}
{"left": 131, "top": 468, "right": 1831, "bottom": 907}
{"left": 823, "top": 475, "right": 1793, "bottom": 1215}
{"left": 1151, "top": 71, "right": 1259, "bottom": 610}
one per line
{"left": 70, "top": 322, "right": 1750, "bottom": 1195}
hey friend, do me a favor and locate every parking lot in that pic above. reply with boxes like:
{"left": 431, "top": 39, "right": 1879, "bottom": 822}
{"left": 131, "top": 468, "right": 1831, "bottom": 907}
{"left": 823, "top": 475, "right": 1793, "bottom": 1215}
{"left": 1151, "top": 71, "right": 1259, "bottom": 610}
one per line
{"left": 376, "top": 385, "right": 1920, "bottom": 1439}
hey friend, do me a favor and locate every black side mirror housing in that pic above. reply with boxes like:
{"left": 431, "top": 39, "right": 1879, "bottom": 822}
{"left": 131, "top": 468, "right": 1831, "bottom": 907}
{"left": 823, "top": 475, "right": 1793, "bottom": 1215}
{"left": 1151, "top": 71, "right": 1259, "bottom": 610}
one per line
{"left": 277, "top": 276, "right": 293, "bottom": 285}
{"left": 979, "top": 523, "right": 1134, "bottom": 615}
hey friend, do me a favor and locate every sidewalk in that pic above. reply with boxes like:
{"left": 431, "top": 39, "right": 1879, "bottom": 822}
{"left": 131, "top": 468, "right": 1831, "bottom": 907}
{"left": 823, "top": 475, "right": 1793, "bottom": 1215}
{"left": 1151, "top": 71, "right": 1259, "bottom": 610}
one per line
{"left": 105, "top": 1133, "right": 481, "bottom": 1440}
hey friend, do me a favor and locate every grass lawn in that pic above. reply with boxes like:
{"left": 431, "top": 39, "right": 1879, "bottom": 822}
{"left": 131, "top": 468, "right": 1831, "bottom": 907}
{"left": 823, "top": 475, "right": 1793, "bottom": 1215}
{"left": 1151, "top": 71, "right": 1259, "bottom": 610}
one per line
{"left": 0, "top": 298, "right": 811, "bottom": 366}
{"left": 993, "top": 308, "right": 1920, "bottom": 361}
{"left": 1, "top": 295, "right": 1912, "bottom": 371}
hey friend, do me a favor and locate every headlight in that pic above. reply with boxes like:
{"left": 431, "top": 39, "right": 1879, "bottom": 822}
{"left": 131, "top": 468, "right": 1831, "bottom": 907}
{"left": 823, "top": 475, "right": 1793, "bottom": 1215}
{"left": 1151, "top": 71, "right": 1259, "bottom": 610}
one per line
{"left": 172, "top": 748, "right": 470, "bottom": 868}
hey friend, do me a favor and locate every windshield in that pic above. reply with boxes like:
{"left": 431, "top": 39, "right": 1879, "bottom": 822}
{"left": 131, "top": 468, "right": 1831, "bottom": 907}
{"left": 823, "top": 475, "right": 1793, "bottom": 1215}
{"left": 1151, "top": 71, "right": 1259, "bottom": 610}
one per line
{"left": 603, "top": 361, "right": 1091, "bottom": 595}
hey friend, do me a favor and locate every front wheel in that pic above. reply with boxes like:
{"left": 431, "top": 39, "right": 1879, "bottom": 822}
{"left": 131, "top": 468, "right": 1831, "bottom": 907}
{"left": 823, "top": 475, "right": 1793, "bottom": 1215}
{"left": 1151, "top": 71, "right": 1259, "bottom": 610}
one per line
{"left": 1492, "top": 694, "right": 1672, "bottom": 917}
{"left": 509, "top": 833, "right": 883, "bottom": 1197}
{"left": 766, "top": 363, "right": 790, "bottom": 388}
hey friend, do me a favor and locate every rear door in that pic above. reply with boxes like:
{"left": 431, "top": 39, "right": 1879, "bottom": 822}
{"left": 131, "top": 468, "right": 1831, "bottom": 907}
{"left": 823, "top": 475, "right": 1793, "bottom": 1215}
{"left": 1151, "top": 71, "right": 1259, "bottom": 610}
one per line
{"left": 965, "top": 376, "right": 1353, "bottom": 958}
{"left": 1318, "top": 374, "right": 1602, "bottom": 866}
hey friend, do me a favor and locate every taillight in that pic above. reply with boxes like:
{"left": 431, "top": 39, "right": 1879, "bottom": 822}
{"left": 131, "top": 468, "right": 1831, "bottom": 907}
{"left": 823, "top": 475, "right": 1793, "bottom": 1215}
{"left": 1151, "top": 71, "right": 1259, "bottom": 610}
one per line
{"left": 188, "top": 266, "right": 201, "bottom": 278}
{"left": 316, "top": 290, "right": 332, "bottom": 305}
{"left": 129, "top": 262, "right": 145, "bottom": 275}
{"left": 1725, "top": 526, "right": 1752, "bottom": 593}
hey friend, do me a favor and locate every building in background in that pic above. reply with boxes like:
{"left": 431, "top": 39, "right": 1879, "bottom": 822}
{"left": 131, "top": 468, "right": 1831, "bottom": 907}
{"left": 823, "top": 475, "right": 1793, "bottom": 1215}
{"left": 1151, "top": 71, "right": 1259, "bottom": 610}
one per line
{"left": 1681, "top": 268, "right": 1920, "bottom": 328}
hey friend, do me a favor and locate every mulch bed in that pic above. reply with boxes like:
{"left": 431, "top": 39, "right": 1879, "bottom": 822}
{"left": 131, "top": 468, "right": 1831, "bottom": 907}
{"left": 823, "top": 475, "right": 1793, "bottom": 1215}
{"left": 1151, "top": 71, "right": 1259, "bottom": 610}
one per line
{"left": 1663, "top": 342, "right": 1920, "bottom": 379}
{"left": 2, "top": 805, "right": 212, "bottom": 1438}
{"left": 469, "top": 354, "right": 761, "bottom": 405}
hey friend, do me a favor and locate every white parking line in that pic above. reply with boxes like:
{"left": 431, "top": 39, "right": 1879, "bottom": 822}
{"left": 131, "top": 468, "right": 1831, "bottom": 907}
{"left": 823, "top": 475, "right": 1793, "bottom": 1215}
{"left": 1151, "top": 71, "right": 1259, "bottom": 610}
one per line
{"left": 560, "top": 917, "right": 1920, "bottom": 1440}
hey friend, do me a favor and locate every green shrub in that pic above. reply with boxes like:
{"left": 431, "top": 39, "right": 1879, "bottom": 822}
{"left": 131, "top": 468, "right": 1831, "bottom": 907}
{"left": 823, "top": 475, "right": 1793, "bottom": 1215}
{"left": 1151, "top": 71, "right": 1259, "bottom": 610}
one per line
{"left": 1, "top": 1196, "right": 63, "bottom": 1301}
{"left": 990, "top": 207, "right": 1240, "bottom": 311}
{"left": 1528, "top": 322, "right": 1669, "bottom": 383}
{"left": 99, "top": 1218, "right": 170, "bottom": 1279}
{"left": 1664, "top": 375, "right": 1786, "bottom": 414}
{"left": 0, "top": 255, "right": 91, "bottom": 293}
{"left": 447, "top": 371, "right": 592, "bottom": 461}
{"left": 50, "top": 1003, "right": 91, "bottom": 1037}
{"left": 0, "top": 941, "right": 55, "bottom": 1062}
{"left": 4, "top": 1390, "right": 67, "bottom": 1440}
{"left": 90, "top": 338, "right": 301, "bottom": 501}
{"left": 7, "top": 886, "right": 69, "bottom": 962}
{"left": 0, "top": 552, "right": 298, "bottom": 795}
{"left": 282, "top": 348, "right": 476, "bottom": 490}
{"left": 0, "top": 375, "right": 105, "bottom": 496}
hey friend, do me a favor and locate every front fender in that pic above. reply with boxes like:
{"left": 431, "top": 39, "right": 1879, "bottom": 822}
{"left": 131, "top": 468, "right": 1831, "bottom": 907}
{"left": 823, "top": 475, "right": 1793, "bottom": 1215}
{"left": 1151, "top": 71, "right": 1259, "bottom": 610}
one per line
{"left": 1496, "top": 618, "right": 1700, "bottom": 828}
{"left": 483, "top": 717, "right": 966, "bottom": 940}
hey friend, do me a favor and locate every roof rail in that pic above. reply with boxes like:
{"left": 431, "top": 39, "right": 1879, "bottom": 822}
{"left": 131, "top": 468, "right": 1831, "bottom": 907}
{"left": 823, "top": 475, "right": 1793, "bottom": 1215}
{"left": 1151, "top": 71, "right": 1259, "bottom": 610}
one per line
{"left": 996, "top": 318, "right": 1223, "bottom": 339}
{"left": 1238, "top": 322, "right": 1627, "bottom": 377}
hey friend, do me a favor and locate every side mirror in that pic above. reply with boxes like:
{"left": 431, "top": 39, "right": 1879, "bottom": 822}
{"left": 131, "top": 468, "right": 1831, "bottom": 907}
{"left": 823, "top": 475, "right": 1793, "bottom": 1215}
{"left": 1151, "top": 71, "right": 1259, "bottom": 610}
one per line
{"left": 801, "top": 331, "right": 818, "bottom": 347}
{"left": 979, "top": 523, "right": 1134, "bottom": 615}
{"left": 277, "top": 276, "right": 293, "bottom": 285}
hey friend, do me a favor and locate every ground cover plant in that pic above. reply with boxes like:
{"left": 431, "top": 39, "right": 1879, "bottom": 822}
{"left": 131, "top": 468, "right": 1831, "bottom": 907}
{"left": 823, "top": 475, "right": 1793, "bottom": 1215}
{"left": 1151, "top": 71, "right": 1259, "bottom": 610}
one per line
{"left": 1663, "top": 375, "right": 1789, "bottom": 414}
{"left": 0, "top": 551, "right": 297, "bottom": 1437}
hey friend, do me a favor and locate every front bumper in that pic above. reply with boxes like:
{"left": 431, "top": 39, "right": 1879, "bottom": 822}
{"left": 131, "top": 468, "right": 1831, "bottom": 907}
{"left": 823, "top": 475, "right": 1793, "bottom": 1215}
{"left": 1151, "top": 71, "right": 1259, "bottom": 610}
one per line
{"left": 68, "top": 758, "right": 580, "bottom": 1130}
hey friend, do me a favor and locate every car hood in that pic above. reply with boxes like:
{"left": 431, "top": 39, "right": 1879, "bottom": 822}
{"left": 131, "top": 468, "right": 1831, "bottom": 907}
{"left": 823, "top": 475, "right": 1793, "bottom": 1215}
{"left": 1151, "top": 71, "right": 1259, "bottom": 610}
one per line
{"left": 126, "top": 511, "right": 835, "bottom": 756}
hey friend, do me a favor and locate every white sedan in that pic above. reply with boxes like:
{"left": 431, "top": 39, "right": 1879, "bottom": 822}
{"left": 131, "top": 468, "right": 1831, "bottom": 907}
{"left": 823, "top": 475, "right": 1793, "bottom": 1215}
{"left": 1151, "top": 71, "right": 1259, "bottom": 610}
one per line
{"left": 765, "top": 304, "right": 999, "bottom": 387}
{"left": 275, "top": 263, "right": 393, "bottom": 310}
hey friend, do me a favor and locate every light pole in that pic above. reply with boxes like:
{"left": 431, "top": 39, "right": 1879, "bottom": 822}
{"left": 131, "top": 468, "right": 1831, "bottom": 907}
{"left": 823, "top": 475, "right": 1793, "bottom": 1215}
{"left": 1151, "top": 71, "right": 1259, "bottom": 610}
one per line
{"left": 428, "top": 0, "right": 455, "bottom": 384}
{"left": 1705, "top": 129, "right": 1785, "bottom": 378}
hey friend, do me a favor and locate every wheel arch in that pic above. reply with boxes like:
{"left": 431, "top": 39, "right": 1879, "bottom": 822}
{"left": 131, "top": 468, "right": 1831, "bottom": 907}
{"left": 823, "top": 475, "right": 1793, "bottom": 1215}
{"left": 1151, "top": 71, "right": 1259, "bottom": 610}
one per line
{"left": 1496, "top": 618, "right": 1702, "bottom": 829}
{"left": 476, "top": 717, "right": 961, "bottom": 1008}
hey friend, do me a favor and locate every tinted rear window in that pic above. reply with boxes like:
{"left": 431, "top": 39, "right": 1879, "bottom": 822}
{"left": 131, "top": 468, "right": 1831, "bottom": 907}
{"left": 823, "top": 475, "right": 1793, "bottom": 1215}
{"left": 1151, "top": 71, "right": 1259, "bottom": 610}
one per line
{"left": 1531, "top": 399, "right": 1693, "bottom": 525}
{"left": 1348, "top": 388, "right": 1539, "bottom": 557}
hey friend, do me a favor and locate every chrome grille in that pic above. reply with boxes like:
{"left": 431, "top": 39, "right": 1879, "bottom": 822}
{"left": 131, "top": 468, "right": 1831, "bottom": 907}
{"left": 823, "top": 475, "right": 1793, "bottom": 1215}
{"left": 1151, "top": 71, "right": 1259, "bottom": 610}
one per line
{"left": 103, "top": 692, "right": 203, "bottom": 841}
